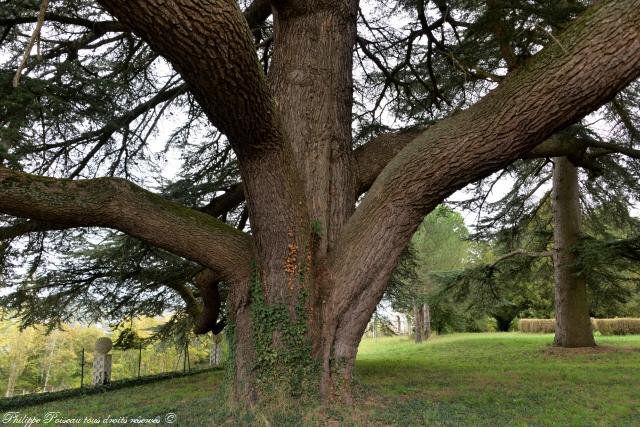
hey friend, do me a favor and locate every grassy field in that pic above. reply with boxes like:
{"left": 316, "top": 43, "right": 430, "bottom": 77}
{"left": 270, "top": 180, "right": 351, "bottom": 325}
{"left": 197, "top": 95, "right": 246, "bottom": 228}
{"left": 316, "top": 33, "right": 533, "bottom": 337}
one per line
{"left": 5, "top": 333, "right": 640, "bottom": 426}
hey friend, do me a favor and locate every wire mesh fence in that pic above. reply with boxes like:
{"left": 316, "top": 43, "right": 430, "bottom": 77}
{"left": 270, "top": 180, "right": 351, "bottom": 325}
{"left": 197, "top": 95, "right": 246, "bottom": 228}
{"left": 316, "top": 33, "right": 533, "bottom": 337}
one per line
{"left": 1, "top": 332, "right": 225, "bottom": 399}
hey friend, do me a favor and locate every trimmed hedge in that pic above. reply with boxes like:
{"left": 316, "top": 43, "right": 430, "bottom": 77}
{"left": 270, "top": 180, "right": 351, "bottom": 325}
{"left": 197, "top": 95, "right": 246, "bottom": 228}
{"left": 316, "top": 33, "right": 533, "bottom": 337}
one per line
{"left": 518, "top": 318, "right": 640, "bottom": 335}
{"left": 518, "top": 319, "right": 556, "bottom": 333}
{"left": 595, "top": 318, "right": 640, "bottom": 336}
{"left": 0, "top": 367, "right": 220, "bottom": 411}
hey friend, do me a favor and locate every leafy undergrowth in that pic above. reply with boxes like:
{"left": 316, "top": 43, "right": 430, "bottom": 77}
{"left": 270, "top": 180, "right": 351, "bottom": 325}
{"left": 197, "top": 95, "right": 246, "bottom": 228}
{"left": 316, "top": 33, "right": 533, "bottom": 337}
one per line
{"left": 8, "top": 333, "right": 640, "bottom": 426}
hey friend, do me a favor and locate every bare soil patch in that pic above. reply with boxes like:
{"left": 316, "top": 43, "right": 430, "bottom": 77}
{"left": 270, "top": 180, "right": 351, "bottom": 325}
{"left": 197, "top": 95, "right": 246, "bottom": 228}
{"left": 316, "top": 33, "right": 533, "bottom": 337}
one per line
{"left": 542, "top": 345, "right": 637, "bottom": 357}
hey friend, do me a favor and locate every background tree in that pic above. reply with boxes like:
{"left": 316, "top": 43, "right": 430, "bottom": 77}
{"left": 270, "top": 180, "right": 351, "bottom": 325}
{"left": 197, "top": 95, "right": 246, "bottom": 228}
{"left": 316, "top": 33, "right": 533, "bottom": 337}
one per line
{"left": 388, "top": 205, "right": 469, "bottom": 341}
{"left": 452, "top": 117, "right": 640, "bottom": 345}
{"left": 434, "top": 4, "right": 640, "bottom": 346}
{"left": 0, "top": 0, "right": 639, "bottom": 405}
{"left": 551, "top": 156, "right": 595, "bottom": 347}
{"left": 444, "top": 192, "right": 640, "bottom": 335}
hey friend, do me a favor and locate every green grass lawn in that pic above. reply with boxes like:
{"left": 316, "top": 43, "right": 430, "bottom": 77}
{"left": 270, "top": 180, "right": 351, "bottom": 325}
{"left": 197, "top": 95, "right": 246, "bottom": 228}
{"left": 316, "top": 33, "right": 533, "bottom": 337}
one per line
{"left": 6, "top": 333, "right": 640, "bottom": 426}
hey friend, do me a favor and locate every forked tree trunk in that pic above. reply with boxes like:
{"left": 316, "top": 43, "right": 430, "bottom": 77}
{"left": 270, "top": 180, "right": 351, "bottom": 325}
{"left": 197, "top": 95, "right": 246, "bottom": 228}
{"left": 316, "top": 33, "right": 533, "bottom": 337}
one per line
{"left": 552, "top": 157, "right": 595, "bottom": 347}
{"left": 226, "top": 4, "right": 361, "bottom": 404}
{"left": 1, "top": 0, "right": 637, "bottom": 409}
{"left": 95, "top": 0, "right": 638, "bottom": 402}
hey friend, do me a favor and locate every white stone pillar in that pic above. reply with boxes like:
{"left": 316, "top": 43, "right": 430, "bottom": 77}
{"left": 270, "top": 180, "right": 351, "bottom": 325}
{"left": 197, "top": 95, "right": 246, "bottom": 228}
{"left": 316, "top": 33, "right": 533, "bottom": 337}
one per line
{"left": 92, "top": 337, "right": 113, "bottom": 385}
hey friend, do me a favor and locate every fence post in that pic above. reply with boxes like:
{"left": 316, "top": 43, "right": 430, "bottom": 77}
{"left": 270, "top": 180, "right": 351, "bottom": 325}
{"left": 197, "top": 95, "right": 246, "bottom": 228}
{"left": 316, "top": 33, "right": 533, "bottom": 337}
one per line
{"left": 187, "top": 342, "right": 190, "bottom": 372}
{"left": 80, "top": 348, "right": 85, "bottom": 389}
{"left": 138, "top": 343, "right": 142, "bottom": 379}
{"left": 183, "top": 343, "right": 187, "bottom": 373}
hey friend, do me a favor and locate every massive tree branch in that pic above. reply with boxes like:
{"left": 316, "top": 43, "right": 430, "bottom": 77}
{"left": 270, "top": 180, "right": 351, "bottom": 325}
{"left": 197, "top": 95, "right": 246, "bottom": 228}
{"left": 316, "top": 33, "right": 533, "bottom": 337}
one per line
{"left": 327, "top": 0, "right": 640, "bottom": 354}
{"left": 96, "top": 0, "right": 280, "bottom": 157}
{"left": 95, "top": 2, "right": 311, "bottom": 310}
{"left": 198, "top": 127, "right": 640, "bottom": 220}
{"left": 354, "top": 128, "right": 640, "bottom": 194}
{"left": 0, "top": 167, "right": 254, "bottom": 281}
{"left": 193, "top": 269, "right": 226, "bottom": 335}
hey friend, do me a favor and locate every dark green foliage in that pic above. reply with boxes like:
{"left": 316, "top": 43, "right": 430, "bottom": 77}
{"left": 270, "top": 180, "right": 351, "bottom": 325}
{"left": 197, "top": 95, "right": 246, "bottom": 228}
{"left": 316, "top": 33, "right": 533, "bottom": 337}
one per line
{"left": 440, "top": 201, "right": 640, "bottom": 325}
{"left": 386, "top": 205, "right": 484, "bottom": 333}
{"left": 0, "top": 232, "right": 217, "bottom": 343}
{"left": 113, "top": 327, "right": 143, "bottom": 350}
{"left": 0, "top": 0, "right": 248, "bottom": 333}
{"left": 575, "top": 235, "right": 640, "bottom": 318}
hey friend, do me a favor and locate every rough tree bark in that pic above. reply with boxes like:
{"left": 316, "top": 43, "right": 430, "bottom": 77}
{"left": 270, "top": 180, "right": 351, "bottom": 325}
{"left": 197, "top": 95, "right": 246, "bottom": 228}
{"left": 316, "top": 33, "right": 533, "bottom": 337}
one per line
{"left": 0, "top": 0, "right": 639, "bottom": 406}
{"left": 552, "top": 157, "right": 596, "bottom": 347}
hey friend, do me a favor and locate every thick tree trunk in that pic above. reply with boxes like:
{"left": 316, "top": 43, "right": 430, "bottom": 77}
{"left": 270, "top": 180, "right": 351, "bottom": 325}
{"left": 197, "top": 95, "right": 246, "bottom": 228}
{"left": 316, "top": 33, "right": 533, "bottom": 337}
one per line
{"left": 552, "top": 157, "right": 595, "bottom": 347}
{"left": 227, "top": 2, "right": 360, "bottom": 404}
{"left": 269, "top": 6, "right": 357, "bottom": 256}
